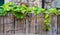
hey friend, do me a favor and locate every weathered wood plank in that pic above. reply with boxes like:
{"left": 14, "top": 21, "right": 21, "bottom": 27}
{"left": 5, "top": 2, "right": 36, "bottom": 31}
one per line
{"left": 48, "top": 14, "right": 57, "bottom": 35}
{"left": 15, "top": 18, "right": 26, "bottom": 33}
{"left": 57, "top": 15, "right": 60, "bottom": 34}
{"left": 37, "top": 13, "right": 46, "bottom": 34}
{"left": 3, "top": 13, "right": 14, "bottom": 33}
{"left": 27, "top": 14, "right": 35, "bottom": 34}
{"left": 0, "top": 17, "right": 4, "bottom": 33}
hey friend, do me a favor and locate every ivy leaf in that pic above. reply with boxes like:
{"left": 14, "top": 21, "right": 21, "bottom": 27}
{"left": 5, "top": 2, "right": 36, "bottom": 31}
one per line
{"left": 0, "top": 6, "right": 7, "bottom": 16}
{"left": 2, "top": 2, "right": 15, "bottom": 12}
{"left": 25, "top": 8, "right": 31, "bottom": 14}
{"left": 40, "top": 8, "right": 45, "bottom": 13}
{"left": 31, "top": 6, "right": 40, "bottom": 15}
{"left": 11, "top": 5, "right": 25, "bottom": 19}
{"left": 44, "top": 19, "right": 49, "bottom": 25}
{"left": 12, "top": 11, "right": 24, "bottom": 19}
{"left": 19, "top": 5, "right": 28, "bottom": 14}
{"left": 44, "top": 25, "right": 50, "bottom": 31}
{"left": 44, "top": 14, "right": 49, "bottom": 19}
{"left": 15, "top": 13, "right": 24, "bottom": 19}
{"left": 57, "top": 10, "right": 60, "bottom": 15}
{"left": 14, "top": 7, "right": 20, "bottom": 12}
{"left": 48, "top": 8, "right": 57, "bottom": 14}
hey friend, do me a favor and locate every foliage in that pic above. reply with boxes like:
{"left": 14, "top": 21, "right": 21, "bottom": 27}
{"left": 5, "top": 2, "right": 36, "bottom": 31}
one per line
{"left": 0, "top": 2, "right": 60, "bottom": 31}
{"left": 2, "top": 2, "right": 15, "bottom": 12}
{"left": 0, "top": 2, "right": 15, "bottom": 16}
{"left": 30, "top": 6, "right": 40, "bottom": 15}
{"left": 48, "top": 8, "right": 57, "bottom": 15}
{"left": 0, "top": 6, "right": 7, "bottom": 16}
{"left": 12, "top": 3, "right": 31, "bottom": 19}
{"left": 57, "top": 10, "right": 60, "bottom": 15}
{"left": 12, "top": 6, "right": 25, "bottom": 19}
{"left": 44, "top": 13, "right": 50, "bottom": 31}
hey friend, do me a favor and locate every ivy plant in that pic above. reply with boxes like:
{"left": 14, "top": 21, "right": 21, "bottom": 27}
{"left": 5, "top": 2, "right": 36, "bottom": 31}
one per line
{"left": 44, "top": 12, "right": 50, "bottom": 31}
{"left": 44, "top": 8, "right": 58, "bottom": 31}
{"left": 0, "top": 2, "right": 60, "bottom": 31}
{"left": 0, "top": 2, "right": 15, "bottom": 16}
{"left": 12, "top": 6, "right": 25, "bottom": 19}
{"left": 12, "top": 3, "right": 30, "bottom": 19}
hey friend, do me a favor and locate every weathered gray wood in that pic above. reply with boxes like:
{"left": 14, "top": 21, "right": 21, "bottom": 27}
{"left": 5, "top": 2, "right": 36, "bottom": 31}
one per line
{"left": 15, "top": 18, "right": 26, "bottom": 34}
{"left": 0, "top": 13, "right": 58, "bottom": 34}
{"left": 3, "top": 13, "right": 14, "bottom": 33}
{"left": 0, "top": 17, "right": 4, "bottom": 33}
{"left": 37, "top": 13, "right": 46, "bottom": 34}
{"left": 48, "top": 14, "right": 57, "bottom": 35}
{"left": 57, "top": 15, "right": 60, "bottom": 34}
{"left": 27, "top": 14, "right": 35, "bottom": 34}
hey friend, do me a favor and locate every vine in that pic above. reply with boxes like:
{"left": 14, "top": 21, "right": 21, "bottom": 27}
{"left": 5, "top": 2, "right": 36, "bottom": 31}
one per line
{"left": 0, "top": 2, "right": 60, "bottom": 31}
{"left": 44, "top": 12, "right": 50, "bottom": 31}
{"left": 12, "top": 3, "right": 30, "bottom": 19}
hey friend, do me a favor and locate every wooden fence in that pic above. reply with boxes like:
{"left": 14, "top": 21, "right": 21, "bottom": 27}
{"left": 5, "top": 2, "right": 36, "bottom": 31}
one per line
{"left": 0, "top": 12, "right": 58, "bottom": 35}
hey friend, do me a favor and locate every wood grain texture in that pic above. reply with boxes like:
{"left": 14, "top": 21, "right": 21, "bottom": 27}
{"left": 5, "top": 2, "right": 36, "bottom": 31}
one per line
{"left": 0, "top": 13, "right": 57, "bottom": 34}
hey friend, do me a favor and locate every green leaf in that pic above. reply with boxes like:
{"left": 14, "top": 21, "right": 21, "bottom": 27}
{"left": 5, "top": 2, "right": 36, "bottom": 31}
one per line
{"left": 31, "top": 6, "right": 40, "bottom": 15}
{"left": 0, "top": 6, "right": 7, "bottom": 16}
{"left": 57, "top": 10, "right": 60, "bottom": 15}
{"left": 44, "top": 14, "right": 49, "bottom": 19}
{"left": 48, "top": 8, "right": 57, "bottom": 14}
{"left": 40, "top": 8, "right": 45, "bottom": 13}
{"left": 2, "top": 2, "right": 15, "bottom": 12}
{"left": 12, "top": 11, "right": 24, "bottom": 19}
{"left": 19, "top": 5, "right": 29, "bottom": 14}
{"left": 44, "top": 25, "right": 50, "bottom": 31}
